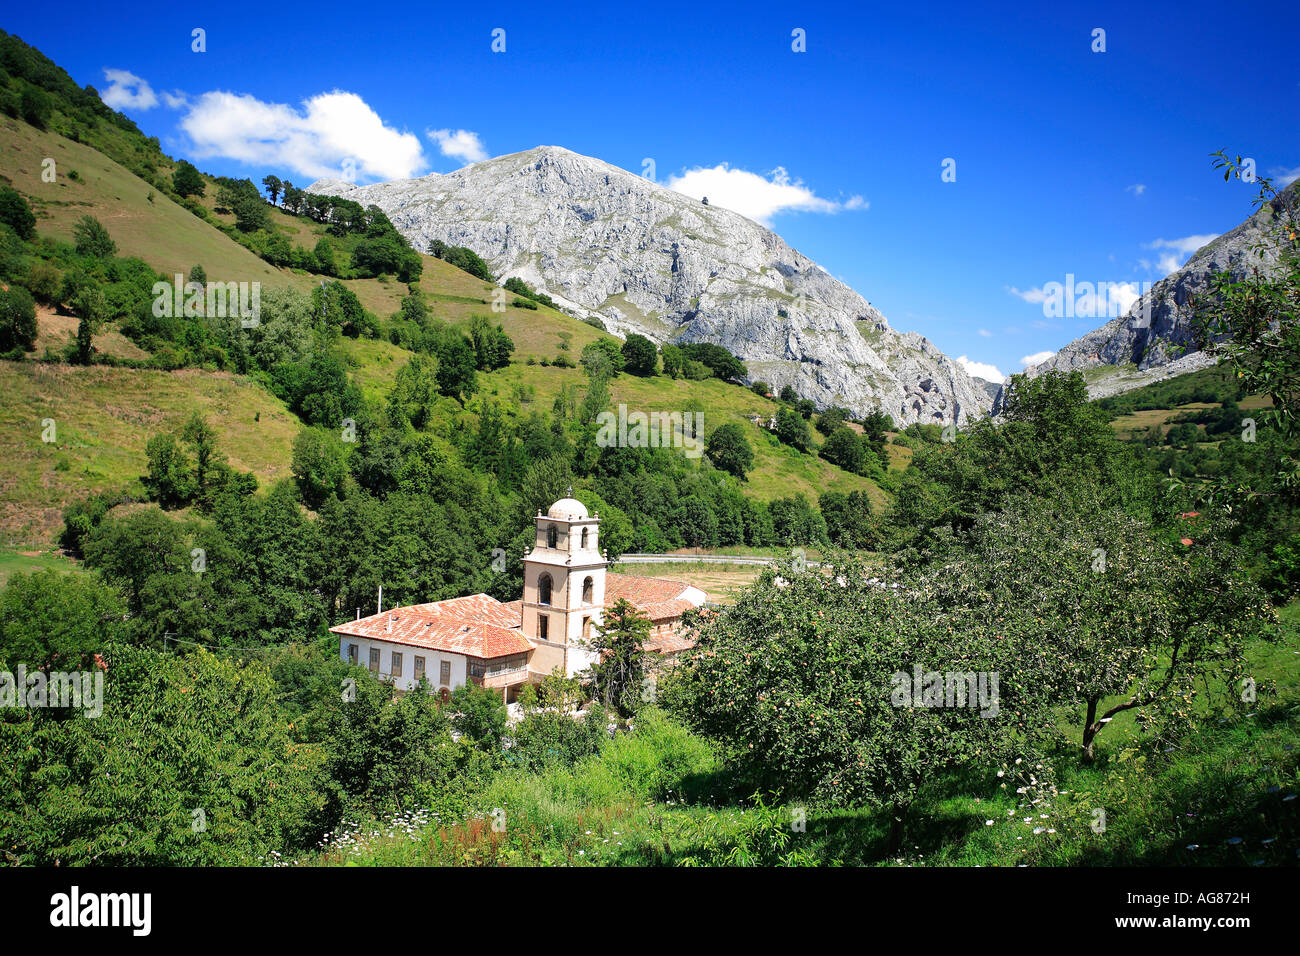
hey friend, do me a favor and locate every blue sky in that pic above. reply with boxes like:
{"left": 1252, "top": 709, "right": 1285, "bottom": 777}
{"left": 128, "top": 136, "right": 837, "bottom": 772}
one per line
{"left": 7, "top": 0, "right": 1297, "bottom": 379}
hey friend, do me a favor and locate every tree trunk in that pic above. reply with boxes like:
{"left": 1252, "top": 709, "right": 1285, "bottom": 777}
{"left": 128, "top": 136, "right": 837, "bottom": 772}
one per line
{"left": 1082, "top": 697, "right": 1099, "bottom": 763}
{"left": 885, "top": 804, "right": 909, "bottom": 855}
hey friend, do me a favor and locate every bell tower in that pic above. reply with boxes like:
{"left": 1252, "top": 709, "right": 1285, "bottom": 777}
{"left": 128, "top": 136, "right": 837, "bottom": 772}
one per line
{"left": 521, "top": 493, "right": 606, "bottom": 676}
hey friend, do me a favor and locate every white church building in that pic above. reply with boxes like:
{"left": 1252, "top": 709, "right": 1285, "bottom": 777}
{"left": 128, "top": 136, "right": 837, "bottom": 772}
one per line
{"left": 329, "top": 495, "right": 707, "bottom": 701}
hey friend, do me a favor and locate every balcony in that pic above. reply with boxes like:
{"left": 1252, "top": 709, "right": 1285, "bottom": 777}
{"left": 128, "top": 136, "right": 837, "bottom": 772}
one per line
{"left": 469, "top": 665, "right": 530, "bottom": 688}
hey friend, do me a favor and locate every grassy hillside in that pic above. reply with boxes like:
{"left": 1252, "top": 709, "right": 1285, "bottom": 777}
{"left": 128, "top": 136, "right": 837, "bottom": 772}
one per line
{"left": 338, "top": 323, "right": 885, "bottom": 507}
{"left": 1, "top": 116, "right": 287, "bottom": 284}
{"left": 1108, "top": 394, "right": 1273, "bottom": 439}
{"left": 0, "top": 361, "right": 299, "bottom": 549}
{"left": 494, "top": 362, "right": 883, "bottom": 505}
{"left": 1097, "top": 363, "right": 1250, "bottom": 419}
{"left": 1097, "top": 363, "right": 1272, "bottom": 440}
{"left": 32, "top": 304, "right": 148, "bottom": 360}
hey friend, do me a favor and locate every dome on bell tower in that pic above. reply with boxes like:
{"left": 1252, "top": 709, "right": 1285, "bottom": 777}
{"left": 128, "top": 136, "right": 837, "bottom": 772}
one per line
{"left": 547, "top": 497, "right": 589, "bottom": 519}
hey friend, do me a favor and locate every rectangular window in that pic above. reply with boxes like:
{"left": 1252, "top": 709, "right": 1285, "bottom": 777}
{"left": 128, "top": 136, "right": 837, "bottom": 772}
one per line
{"left": 368, "top": 647, "right": 379, "bottom": 673}
{"left": 538, "top": 615, "right": 549, "bottom": 641}
{"left": 414, "top": 656, "right": 425, "bottom": 678}
{"left": 439, "top": 660, "right": 451, "bottom": 685}
{"left": 347, "top": 644, "right": 358, "bottom": 664}
{"left": 391, "top": 651, "right": 402, "bottom": 677}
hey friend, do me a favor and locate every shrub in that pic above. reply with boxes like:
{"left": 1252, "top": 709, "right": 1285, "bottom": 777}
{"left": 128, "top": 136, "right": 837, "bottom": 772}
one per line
{"left": 24, "top": 260, "right": 62, "bottom": 305}
{"left": 820, "top": 426, "right": 867, "bottom": 474}
{"left": 72, "top": 215, "right": 116, "bottom": 258}
{"left": 19, "top": 84, "right": 52, "bottom": 129}
{"left": 775, "top": 406, "right": 812, "bottom": 452}
{"left": 678, "top": 342, "right": 746, "bottom": 382}
{"left": 0, "top": 185, "right": 36, "bottom": 239}
{"left": 705, "top": 423, "right": 754, "bottom": 479}
{"left": 0, "top": 284, "right": 38, "bottom": 352}
{"left": 621, "top": 333, "right": 658, "bottom": 376}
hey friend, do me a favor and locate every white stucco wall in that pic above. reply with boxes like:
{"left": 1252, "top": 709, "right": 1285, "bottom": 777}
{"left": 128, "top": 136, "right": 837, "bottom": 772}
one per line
{"left": 565, "top": 643, "right": 598, "bottom": 676}
{"left": 338, "top": 636, "right": 468, "bottom": 694}
{"left": 680, "top": 585, "right": 707, "bottom": 607}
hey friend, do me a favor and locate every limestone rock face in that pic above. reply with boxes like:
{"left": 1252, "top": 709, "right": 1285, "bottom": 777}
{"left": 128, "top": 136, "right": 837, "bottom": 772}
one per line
{"left": 995, "top": 182, "right": 1298, "bottom": 409}
{"left": 308, "top": 146, "right": 990, "bottom": 425}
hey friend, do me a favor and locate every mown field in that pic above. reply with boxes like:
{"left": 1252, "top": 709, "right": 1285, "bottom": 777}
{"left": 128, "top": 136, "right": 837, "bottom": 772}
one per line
{"left": 609, "top": 560, "right": 766, "bottom": 604}
{"left": 1109, "top": 394, "right": 1272, "bottom": 440}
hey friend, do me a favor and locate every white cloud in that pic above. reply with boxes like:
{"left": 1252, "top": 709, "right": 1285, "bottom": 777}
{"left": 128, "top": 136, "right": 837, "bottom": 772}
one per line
{"left": 1269, "top": 165, "right": 1300, "bottom": 187}
{"left": 1020, "top": 350, "right": 1056, "bottom": 367}
{"left": 160, "top": 90, "right": 189, "bottom": 109}
{"left": 1011, "top": 280, "right": 1145, "bottom": 318}
{"left": 1125, "top": 183, "right": 1146, "bottom": 196}
{"left": 666, "top": 164, "right": 862, "bottom": 225}
{"left": 1007, "top": 285, "right": 1050, "bottom": 304}
{"left": 1145, "top": 234, "right": 1217, "bottom": 255}
{"left": 179, "top": 89, "right": 426, "bottom": 182}
{"left": 1107, "top": 281, "right": 1144, "bottom": 315}
{"left": 428, "top": 128, "right": 489, "bottom": 164}
{"left": 955, "top": 355, "right": 1005, "bottom": 382}
{"left": 100, "top": 69, "right": 158, "bottom": 111}
{"left": 1155, "top": 253, "right": 1180, "bottom": 274}
{"left": 1142, "top": 234, "right": 1218, "bottom": 277}
{"left": 978, "top": 328, "right": 992, "bottom": 338}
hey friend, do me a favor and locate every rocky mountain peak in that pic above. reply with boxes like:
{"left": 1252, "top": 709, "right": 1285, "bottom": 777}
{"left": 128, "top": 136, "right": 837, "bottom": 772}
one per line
{"left": 308, "top": 148, "right": 992, "bottom": 425}
{"left": 996, "top": 181, "right": 1298, "bottom": 408}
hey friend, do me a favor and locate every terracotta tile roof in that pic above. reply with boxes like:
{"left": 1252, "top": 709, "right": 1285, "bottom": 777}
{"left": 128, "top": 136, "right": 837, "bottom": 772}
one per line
{"left": 605, "top": 572, "right": 695, "bottom": 606}
{"left": 330, "top": 594, "right": 532, "bottom": 659}
{"left": 645, "top": 631, "right": 696, "bottom": 654}
{"left": 407, "top": 594, "right": 522, "bottom": 629}
{"left": 638, "top": 598, "right": 701, "bottom": 622}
